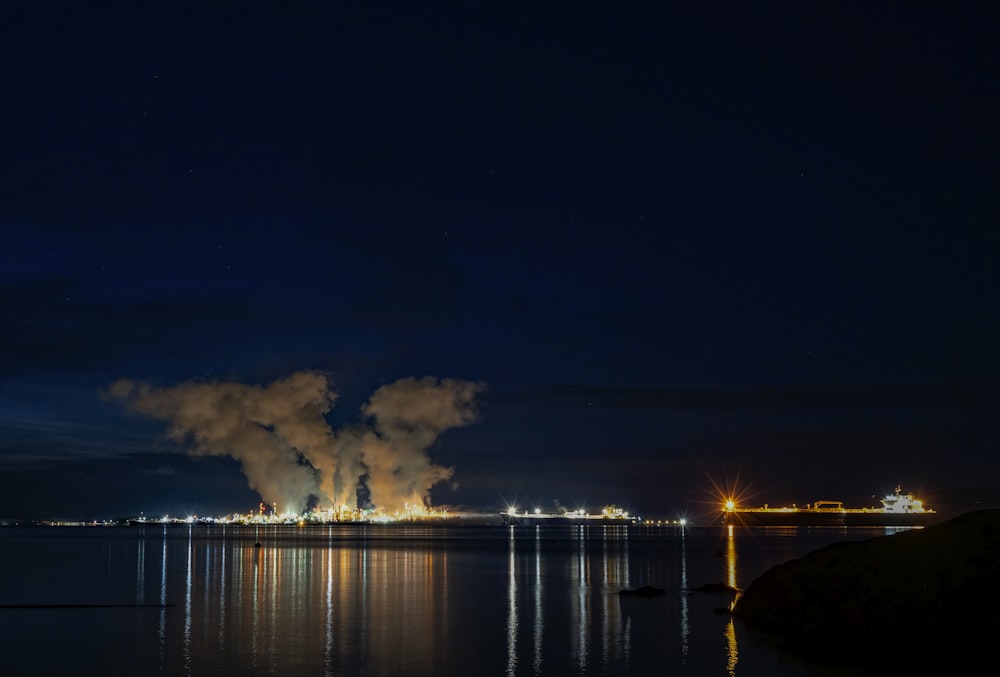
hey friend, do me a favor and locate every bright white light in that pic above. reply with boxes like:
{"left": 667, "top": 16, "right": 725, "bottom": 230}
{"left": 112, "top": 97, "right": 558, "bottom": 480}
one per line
{"left": 534, "top": 507, "right": 541, "bottom": 515}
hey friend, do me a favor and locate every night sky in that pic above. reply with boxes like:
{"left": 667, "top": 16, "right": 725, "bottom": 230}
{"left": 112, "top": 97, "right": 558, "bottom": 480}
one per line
{"left": 2, "top": 3, "right": 998, "bottom": 522}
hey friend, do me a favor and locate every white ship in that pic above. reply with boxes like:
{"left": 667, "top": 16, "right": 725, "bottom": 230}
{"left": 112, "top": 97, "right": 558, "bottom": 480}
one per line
{"left": 501, "top": 505, "right": 636, "bottom": 526}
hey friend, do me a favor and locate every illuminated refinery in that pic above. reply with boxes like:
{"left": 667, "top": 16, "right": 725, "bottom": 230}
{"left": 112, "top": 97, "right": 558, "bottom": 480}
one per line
{"left": 127, "top": 501, "right": 458, "bottom": 526}
{"left": 117, "top": 503, "right": 692, "bottom": 528}
{"left": 108, "top": 372, "right": 485, "bottom": 519}
{"left": 102, "top": 373, "right": 696, "bottom": 529}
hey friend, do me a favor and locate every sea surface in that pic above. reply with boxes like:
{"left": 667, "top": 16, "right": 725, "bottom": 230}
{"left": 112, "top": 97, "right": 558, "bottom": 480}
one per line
{"left": 0, "top": 522, "right": 908, "bottom": 676}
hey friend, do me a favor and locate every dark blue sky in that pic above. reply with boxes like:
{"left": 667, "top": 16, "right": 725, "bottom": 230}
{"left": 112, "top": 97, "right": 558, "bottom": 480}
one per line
{"left": 1, "top": 3, "right": 998, "bottom": 521}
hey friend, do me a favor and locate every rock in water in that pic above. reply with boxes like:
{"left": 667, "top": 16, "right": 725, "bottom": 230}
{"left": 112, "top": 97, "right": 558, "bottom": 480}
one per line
{"left": 619, "top": 585, "right": 666, "bottom": 597}
{"left": 732, "top": 510, "right": 1000, "bottom": 671}
{"left": 694, "top": 583, "right": 739, "bottom": 593}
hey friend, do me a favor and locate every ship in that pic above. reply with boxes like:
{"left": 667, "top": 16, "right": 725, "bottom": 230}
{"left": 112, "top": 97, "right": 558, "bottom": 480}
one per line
{"left": 501, "top": 505, "right": 637, "bottom": 526}
{"left": 721, "top": 486, "right": 938, "bottom": 527}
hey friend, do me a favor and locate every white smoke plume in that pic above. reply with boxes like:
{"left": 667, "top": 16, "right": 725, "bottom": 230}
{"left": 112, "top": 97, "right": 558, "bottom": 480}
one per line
{"left": 361, "top": 377, "right": 483, "bottom": 514}
{"left": 107, "top": 371, "right": 484, "bottom": 514}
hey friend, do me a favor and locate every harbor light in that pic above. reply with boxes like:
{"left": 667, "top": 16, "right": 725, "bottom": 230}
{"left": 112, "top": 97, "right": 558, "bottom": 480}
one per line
{"left": 724, "top": 499, "right": 735, "bottom": 512}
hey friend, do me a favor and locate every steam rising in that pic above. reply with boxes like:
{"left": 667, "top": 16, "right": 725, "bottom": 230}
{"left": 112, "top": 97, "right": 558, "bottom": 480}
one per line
{"left": 108, "top": 372, "right": 484, "bottom": 514}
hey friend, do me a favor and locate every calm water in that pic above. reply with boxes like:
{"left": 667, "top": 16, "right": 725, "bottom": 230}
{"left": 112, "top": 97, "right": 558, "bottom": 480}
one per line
{"left": 0, "top": 523, "right": 904, "bottom": 676}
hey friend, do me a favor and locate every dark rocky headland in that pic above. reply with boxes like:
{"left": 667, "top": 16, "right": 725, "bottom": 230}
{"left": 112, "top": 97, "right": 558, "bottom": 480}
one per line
{"left": 732, "top": 509, "right": 1000, "bottom": 672}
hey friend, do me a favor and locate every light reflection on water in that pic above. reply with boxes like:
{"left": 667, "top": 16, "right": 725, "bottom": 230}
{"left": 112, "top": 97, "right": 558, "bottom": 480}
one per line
{"left": 324, "top": 541, "right": 333, "bottom": 676}
{"left": 183, "top": 528, "right": 192, "bottom": 674}
{"left": 725, "top": 618, "right": 739, "bottom": 677}
{"left": 506, "top": 529, "right": 517, "bottom": 676}
{"left": 725, "top": 524, "right": 740, "bottom": 675}
{"left": 158, "top": 527, "right": 167, "bottom": 668}
{"left": 533, "top": 531, "right": 542, "bottom": 675}
{"left": 0, "top": 524, "right": 891, "bottom": 676}
{"left": 679, "top": 527, "right": 689, "bottom": 663}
